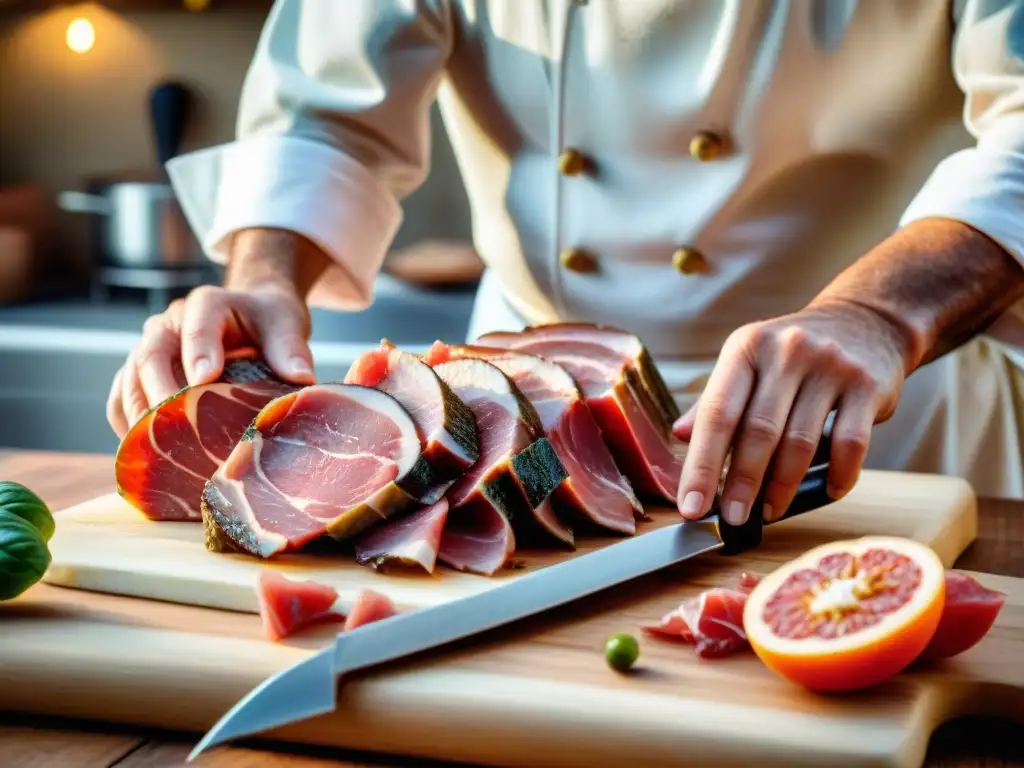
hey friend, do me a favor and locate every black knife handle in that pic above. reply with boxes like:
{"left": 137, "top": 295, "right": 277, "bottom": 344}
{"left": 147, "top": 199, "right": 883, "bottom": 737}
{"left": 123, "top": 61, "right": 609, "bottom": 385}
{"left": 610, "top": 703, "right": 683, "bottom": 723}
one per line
{"left": 716, "top": 464, "right": 834, "bottom": 554}
{"left": 714, "top": 412, "right": 837, "bottom": 556}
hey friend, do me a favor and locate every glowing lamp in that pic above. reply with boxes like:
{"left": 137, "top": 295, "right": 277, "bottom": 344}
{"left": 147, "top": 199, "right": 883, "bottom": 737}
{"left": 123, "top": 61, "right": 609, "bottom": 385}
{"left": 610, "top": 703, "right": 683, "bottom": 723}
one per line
{"left": 66, "top": 18, "right": 95, "bottom": 54}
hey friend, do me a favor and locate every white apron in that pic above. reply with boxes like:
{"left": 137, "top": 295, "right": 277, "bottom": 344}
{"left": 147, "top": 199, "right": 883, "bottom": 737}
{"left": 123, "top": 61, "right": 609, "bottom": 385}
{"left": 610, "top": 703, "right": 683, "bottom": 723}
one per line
{"left": 165, "top": 0, "right": 1024, "bottom": 499}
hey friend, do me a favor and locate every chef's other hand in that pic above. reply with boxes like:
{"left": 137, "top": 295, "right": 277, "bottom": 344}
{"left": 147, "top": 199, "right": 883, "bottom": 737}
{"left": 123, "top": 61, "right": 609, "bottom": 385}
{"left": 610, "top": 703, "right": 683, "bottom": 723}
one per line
{"left": 106, "top": 283, "right": 316, "bottom": 439}
{"left": 673, "top": 301, "right": 910, "bottom": 525}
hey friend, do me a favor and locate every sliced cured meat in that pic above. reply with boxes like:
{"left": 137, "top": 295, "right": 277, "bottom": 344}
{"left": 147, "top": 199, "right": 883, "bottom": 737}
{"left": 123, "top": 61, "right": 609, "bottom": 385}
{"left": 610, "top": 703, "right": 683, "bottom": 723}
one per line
{"left": 345, "top": 342, "right": 479, "bottom": 504}
{"left": 351, "top": 498, "right": 449, "bottom": 574}
{"left": 344, "top": 588, "right": 398, "bottom": 631}
{"left": 918, "top": 571, "right": 1006, "bottom": 661}
{"left": 476, "top": 323, "right": 684, "bottom": 502}
{"left": 643, "top": 587, "right": 751, "bottom": 658}
{"left": 116, "top": 349, "right": 296, "bottom": 522}
{"left": 642, "top": 575, "right": 759, "bottom": 658}
{"left": 255, "top": 571, "right": 344, "bottom": 642}
{"left": 408, "top": 358, "right": 569, "bottom": 575}
{"left": 432, "top": 357, "right": 571, "bottom": 547}
{"left": 437, "top": 499, "right": 517, "bottom": 575}
{"left": 425, "top": 342, "right": 642, "bottom": 534}
{"left": 201, "top": 384, "right": 423, "bottom": 557}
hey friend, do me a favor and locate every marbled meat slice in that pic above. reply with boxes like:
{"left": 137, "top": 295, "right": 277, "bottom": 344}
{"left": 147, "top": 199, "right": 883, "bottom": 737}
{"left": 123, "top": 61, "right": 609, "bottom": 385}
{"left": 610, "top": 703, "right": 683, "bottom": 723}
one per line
{"left": 425, "top": 342, "right": 642, "bottom": 534}
{"left": 433, "top": 357, "right": 571, "bottom": 549}
{"left": 351, "top": 498, "right": 449, "bottom": 574}
{"left": 200, "top": 384, "right": 423, "bottom": 557}
{"left": 115, "top": 350, "right": 296, "bottom": 522}
{"left": 344, "top": 342, "right": 479, "bottom": 504}
{"left": 477, "top": 323, "right": 684, "bottom": 502}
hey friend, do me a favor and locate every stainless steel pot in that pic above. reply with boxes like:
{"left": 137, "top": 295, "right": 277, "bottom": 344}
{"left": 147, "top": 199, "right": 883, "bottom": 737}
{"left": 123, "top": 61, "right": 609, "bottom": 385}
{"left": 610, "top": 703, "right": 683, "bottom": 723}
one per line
{"left": 58, "top": 180, "right": 206, "bottom": 269}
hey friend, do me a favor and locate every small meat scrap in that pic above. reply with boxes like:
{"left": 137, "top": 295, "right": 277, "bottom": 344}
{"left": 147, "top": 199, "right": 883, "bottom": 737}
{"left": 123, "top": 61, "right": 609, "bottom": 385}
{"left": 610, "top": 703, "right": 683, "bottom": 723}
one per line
{"left": 344, "top": 589, "right": 398, "bottom": 631}
{"left": 642, "top": 575, "right": 758, "bottom": 659}
{"left": 255, "top": 571, "right": 344, "bottom": 642}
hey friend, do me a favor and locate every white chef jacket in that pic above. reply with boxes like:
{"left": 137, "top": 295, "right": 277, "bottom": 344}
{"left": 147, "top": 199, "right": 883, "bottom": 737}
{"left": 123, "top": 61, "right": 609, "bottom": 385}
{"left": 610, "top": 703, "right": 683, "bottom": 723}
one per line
{"left": 166, "top": 0, "right": 1024, "bottom": 500}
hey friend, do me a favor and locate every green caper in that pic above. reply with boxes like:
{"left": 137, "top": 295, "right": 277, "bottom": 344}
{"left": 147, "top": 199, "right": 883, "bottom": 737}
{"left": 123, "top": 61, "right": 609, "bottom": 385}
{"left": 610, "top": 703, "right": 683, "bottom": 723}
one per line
{"left": 604, "top": 632, "right": 639, "bottom": 672}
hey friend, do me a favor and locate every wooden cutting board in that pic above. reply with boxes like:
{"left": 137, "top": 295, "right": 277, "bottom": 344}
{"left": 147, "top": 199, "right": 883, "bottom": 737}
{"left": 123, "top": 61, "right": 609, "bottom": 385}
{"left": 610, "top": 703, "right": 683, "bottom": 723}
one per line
{"left": 42, "top": 469, "right": 979, "bottom": 612}
{"left": 1, "top": 469, "right": 1020, "bottom": 768}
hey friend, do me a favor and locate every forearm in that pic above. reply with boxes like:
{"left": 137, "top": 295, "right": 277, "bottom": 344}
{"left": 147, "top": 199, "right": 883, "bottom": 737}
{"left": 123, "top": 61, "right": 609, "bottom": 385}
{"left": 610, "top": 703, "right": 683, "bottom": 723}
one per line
{"left": 224, "top": 228, "right": 332, "bottom": 299}
{"left": 808, "top": 217, "right": 1024, "bottom": 373}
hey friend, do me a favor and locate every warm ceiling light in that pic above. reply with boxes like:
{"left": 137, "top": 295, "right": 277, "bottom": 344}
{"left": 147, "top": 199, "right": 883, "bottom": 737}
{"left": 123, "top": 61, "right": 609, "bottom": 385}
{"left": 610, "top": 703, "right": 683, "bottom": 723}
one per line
{"left": 66, "top": 17, "right": 95, "bottom": 54}
{"left": 183, "top": 0, "right": 211, "bottom": 10}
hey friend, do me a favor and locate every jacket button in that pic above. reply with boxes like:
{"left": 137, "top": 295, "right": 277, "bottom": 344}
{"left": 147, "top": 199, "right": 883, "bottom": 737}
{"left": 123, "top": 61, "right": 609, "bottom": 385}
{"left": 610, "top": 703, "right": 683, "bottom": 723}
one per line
{"left": 560, "top": 247, "right": 598, "bottom": 273}
{"left": 689, "top": 130, "right": 725, "bottom": 162}
{"left": 558, "top": 148, "right": 588, "bottom": 176}
{"left": 672, "top": 246, "right": 708, "bottom": 275}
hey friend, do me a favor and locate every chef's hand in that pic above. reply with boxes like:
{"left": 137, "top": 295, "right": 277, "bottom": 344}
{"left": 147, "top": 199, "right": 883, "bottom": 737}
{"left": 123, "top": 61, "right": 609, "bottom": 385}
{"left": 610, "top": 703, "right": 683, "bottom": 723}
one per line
{"left": 673, "top": 300, "right": 910, "bottom": 525}
{"left": 106, "top": 229, "right": 328, "bottom": 438}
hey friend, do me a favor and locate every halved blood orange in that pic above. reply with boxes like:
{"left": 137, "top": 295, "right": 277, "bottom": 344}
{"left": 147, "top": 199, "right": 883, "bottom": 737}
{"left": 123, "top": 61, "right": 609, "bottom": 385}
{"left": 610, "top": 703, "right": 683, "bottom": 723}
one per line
{"left": 743, "top": 536, "right": 946, "bottom": 691}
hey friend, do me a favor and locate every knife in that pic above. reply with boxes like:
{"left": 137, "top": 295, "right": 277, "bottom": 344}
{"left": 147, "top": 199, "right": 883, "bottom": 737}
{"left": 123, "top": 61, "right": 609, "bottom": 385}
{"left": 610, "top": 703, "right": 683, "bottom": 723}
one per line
{"left": 187, "top": 427, "right": 836, "bottom": 762}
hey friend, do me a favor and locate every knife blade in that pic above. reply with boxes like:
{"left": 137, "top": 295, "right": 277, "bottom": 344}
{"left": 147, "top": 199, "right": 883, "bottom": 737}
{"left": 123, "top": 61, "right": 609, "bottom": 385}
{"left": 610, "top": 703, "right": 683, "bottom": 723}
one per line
{"left": 188, "top": 431, "right": 836, "bottom": 762}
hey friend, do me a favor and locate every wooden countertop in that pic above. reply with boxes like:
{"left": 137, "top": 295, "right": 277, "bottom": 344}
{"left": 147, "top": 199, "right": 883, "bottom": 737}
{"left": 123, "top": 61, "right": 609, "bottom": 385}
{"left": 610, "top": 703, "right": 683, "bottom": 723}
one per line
{"left": 0, "top": 449, "right": 1021, "bottom": 768}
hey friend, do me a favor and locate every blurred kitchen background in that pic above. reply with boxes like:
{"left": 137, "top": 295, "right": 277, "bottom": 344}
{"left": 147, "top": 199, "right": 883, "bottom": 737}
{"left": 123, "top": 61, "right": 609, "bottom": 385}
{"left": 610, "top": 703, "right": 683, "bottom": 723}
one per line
{"left": 0, "top": 1, "right": 481, "bottom": 454}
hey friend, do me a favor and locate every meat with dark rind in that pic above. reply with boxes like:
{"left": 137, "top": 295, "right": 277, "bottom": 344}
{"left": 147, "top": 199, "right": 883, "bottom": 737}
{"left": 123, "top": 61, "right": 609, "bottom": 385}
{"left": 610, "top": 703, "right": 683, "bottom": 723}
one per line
{"left": 344, "top": 342, "right": 479, "bottom": 505}
{"left": 414, "top": 357, "right": 567, "bottom": 574}
{"left": 200, "top": 383, "right": 424, "bottom": 557}
{"left": 433, "top": 357, "right": 571, "bottom": 545}
{"left": 476, "top": 323, "right": 684, "bottom": 502}
{"left": 115, "top": 349, "right": 297, "bottom": 523}
{"left": 425, "top": 342, "right": 643, "bottom": 534}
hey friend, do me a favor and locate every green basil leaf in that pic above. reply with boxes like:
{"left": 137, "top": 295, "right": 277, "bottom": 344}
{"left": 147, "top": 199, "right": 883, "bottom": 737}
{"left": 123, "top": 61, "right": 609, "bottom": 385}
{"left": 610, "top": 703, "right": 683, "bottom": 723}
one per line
{"left": 0, "top": 515, "right": 50, "bottom": 601}
{"left": 0, "top": 481, "right": 55, "bottom": 542}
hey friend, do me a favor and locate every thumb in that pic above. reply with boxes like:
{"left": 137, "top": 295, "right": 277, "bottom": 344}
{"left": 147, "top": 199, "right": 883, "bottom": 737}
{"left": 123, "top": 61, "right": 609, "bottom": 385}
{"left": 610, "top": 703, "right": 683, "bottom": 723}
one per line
{"left": 672, "top": 401, "right": 698, "bottom": 442}
{"left": 253, "top": 300, "right": 316, "bottom": 385}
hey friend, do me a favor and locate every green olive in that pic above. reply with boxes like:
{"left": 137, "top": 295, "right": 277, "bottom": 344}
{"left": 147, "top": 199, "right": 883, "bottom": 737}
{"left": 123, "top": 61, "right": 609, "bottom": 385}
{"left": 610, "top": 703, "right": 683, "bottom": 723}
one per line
{"left": 604, "top": 632, "right": 639, "bottom": 672}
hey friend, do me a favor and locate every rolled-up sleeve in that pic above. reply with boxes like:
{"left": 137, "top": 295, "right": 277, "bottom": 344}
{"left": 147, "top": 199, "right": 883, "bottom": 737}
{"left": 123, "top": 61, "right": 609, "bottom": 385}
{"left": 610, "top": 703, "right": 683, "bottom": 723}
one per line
{"left": 166, "top": 0, "right": 453, "bottom": 309}
{"left": 899, "top": 0, "right": 1024, "bottom": 262}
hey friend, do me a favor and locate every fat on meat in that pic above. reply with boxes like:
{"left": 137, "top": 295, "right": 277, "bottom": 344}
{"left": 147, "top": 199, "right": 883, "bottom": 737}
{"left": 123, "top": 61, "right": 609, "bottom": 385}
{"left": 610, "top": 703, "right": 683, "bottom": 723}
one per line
{"left": 476, "top": 323, "right": 685, "bottom": 503}
{"left": 115, "top": 349, "right": 296, "bottom": 522}
{"left": 424, "top": 342, "right": 643, "bottom": 535}
{"left": 200, "top": 384, "right": 424, "bottom": 557}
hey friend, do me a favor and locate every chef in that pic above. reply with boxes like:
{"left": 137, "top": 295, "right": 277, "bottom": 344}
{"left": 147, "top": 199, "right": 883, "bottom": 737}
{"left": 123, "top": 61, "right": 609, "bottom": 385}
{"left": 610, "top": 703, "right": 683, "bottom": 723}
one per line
{"left": 107, "top": 0, "right": 1024, "bottom": 527}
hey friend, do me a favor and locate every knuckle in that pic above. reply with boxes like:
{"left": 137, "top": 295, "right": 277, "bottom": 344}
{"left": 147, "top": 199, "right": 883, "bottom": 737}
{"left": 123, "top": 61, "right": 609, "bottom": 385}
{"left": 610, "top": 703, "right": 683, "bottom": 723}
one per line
{"left": 780, "top": 428, "right": 819, "bottom": 456}
{"left": 833, "top": 430, "right": 871, "bottom": 459}
{"left": 700, "top": 401, "right": 739, "bottom": 433}
{"left": 741, "top": 413, "right": 782, "bottom": 445}
{"left": 188, "top": 284, "right": 223, "bottom": 306}
{"left": 141, "top": 314, "right": 164, "bottom": 335}
{"left": 182, "top": 325, "right": 210, "bottom": 345}
{"left": 723, "top": 467, "right": 762, "bottom": 498}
